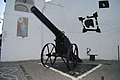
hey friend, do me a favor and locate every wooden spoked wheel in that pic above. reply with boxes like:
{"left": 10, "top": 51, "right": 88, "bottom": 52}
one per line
{"left": 41, "top": 43, "right": 56, "bottom": 68}
{"left": 61, "top": 43, "right": 79, "bottom": 70}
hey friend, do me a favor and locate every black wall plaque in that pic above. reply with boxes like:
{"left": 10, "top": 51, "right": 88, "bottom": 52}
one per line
{"left": 99, "top": 0, "right": 109, "bottom": 8}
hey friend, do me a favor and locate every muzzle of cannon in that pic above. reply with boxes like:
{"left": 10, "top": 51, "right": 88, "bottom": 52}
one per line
{"left": 31, "top": 6, "right": 82, "bottom": 70}
{"left": 31, "top": 6, "right": 63, "bottom": 37}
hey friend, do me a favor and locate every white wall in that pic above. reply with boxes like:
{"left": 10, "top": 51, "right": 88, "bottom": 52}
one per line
{"left": 1, "top": 0, "right": 45, "bottom": 61}
{"left": 1, "top": 0, "right": 120, "bottom": 61}
{"left": 43, "top": 0, "right": 120, "bottom": 60}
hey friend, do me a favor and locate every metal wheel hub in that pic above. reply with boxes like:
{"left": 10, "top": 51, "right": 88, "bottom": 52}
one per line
{"left": 46, "top": 53, "right": 51, "bottom": 57}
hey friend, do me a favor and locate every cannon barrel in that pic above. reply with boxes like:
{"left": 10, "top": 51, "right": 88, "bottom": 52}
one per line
{"left": 31, "top": 6, "right": 63, "bottom": 37}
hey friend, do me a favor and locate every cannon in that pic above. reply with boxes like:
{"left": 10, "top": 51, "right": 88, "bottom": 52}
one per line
{"left": 31, "top": 6, "right": 82, "bottom": 70}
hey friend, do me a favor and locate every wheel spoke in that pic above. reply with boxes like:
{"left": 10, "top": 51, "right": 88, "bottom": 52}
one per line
{"left": 47, "top": 45, "right": 50, "bottom": 53}
{"left": 50, "top": 57, "right": 52, "bottom": 64}
{"left": 50, "top": 47, "right": 55, "bottom": 53}
{"left": 45, "top": 57, "right": 49, "bottom": 64}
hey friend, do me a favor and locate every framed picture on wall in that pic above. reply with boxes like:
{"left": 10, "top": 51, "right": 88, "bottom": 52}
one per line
{"left": 17, "top": 17, "right": 28, "bottom": 38}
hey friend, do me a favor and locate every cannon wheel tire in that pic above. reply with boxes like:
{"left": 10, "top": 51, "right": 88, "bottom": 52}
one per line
{"left": 41, "top": 43, "right": 56, "bottom": 68}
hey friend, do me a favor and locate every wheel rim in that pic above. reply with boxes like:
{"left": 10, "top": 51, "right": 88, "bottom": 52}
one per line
{"left": 41, "top": 43, "right": 56, "bottom": 68}
{"left": 60, "top": 44, "right": 79, "bottom": 70}
{"left": 67, "top": 44, "right": 78, "bottom": 70}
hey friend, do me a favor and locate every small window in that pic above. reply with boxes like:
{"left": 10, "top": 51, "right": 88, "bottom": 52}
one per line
{"left": 14, "top": 0, "right": 34, "bottom": 12}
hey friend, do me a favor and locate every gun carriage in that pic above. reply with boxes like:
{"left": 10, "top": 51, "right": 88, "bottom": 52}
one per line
{"left": 31, "top": 6, "right": 82, "bottom": 70}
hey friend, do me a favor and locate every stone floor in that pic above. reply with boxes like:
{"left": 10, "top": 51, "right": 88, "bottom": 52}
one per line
{"left": 0, "top": 60, "right": 120, "bottom": 80}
